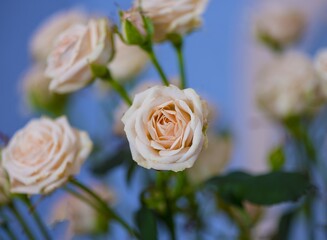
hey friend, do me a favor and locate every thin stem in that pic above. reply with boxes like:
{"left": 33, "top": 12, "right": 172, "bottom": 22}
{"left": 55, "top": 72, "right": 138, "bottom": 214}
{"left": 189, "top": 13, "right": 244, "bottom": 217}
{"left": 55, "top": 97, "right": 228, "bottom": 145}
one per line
{"left": 107, "top": 77, "right": 133, "bottom": 106}
{"left": 24, "top": 198, "right": 52, "bottom": 240}
{"left": 174, "top": 42, "right": 186, "bottom": 89}
{"left": 64, "top": 186, "right": 104, "bottom": 214}
{"left": 9, "top": 202, "right": 36, "bottom": 240}
{"left": 69, "top": 179, "right": 139, "bottom": 238}
{"left": 145, "top": 47, "right": 170, "bottom": 86}
{"left": 0, "top": 210, "right": 18, "bottom": 240}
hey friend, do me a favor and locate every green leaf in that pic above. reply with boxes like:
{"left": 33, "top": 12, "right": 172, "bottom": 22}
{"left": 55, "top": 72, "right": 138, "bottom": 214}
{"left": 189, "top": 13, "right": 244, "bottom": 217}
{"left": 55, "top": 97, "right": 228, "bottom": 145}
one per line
{"left": 207, "top": 171, "right": 312, "bottom": 206}
{"left": 90, "top": 147, "right": 132, "bottom": 176}
{"left": 135, "top": 206, "right": 158, "bottom": 240}
{"left": 207, "top": 172, "right": 252, "bottom": 207}
{"left": 142, "top": 16, "right": 154, "bottom": 38}
{"left": 268, "top": 146, "right": 285, "bottom": 171}
{"left": 122, "top": 19, "right": 146, "bottom": 45}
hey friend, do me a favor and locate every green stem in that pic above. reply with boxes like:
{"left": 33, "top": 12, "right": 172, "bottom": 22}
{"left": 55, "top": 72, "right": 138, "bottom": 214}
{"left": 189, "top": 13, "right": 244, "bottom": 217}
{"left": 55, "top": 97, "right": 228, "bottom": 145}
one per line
{"left": 0, "top": 210, "right": 18, "bottom": 240}
{"left": 173, "top": 41, "right": 186, "bottom": 89}
{"left": 9, "top": 202, "right": 36, "bottom": 240}
{"left": 156, "top": 172, "right": 176, "bottom": 240}
{"left": 24, "top": 198, "right": 52, "bottom": 240}
{"left": 64, "top": 186, "right": 104, "bottom": 214}
{"left": 144, "top": 46, "right": 170, "bottom": 86}
{"left": 107, "top": 77, "right": 132, "bottom": 106}
{"left": 69, "top": 179, "right": 139, "bottom": 238}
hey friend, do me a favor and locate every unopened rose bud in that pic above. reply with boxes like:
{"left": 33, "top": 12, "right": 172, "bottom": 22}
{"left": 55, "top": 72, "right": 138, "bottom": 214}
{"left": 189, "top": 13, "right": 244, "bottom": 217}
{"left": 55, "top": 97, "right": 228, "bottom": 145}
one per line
{"left": 21, "top": 64, "right": 67, "bottom": 116}
{"left": 121, "top": 9, "right": 148, "bottom": 46}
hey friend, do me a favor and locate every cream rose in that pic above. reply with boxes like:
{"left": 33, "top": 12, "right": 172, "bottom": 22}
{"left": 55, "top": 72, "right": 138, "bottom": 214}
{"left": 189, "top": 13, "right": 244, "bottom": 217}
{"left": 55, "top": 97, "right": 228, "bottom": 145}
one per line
{"left": 256, "top": 52, "right": 320, "bottom": 119}
{"left": 134, "top": 0, "right": 208, "bottom": 42}
{"left": 30, "top": 9, "right": 88, "bottom": 62}
{"left": 0, "top": 167, "right": 10, "bottom": 205}
{"left": 1, "top": 117, "right": 92, "bottom": 194}
{"left": 108, "top": 36, "right": 148, "bottom": 82}
{"left": 45, "top": 19, "right": 114, "bottom": 94}
{"left": 51, "top": 184, "right": 115, "bottom": 238}
{"left": 187, "top": 134, "right": 231, "bottom": 184}
{"left": 122, "top": 85, "right": 208, "bottom": 171}
{"left": 255, "top": 3, "right": 305, "bottom": 47}
{"left": 114, "top": 80, "right": 179, "bottom": 136}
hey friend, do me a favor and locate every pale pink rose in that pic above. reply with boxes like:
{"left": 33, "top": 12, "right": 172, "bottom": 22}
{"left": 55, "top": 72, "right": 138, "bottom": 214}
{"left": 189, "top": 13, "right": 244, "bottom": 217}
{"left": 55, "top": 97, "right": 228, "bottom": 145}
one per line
{"left": 30, "top": 9, "right": 88, "bottom": 62}
{"left": 0, "top": 167, "right": 10, "bottom": 205}
{"left": 134, "top": 0, "right": 208, "bottom": 42}
{"left": 2, "top": 117, "right": 92, "bottom": 194}
{"left": 187, "top": 134, "right": 231, "bottom": 184}
{"left": 51, "top": 184, "right": 115, "bottom": 238}
{"left": 122, "top": 85, "right": 208, "bottom": 171}
{"left": 45, "top": 19, "right": 114, "bottom": 94}
{"left": 255, "top": 3, "right": 305, "bottom": 46}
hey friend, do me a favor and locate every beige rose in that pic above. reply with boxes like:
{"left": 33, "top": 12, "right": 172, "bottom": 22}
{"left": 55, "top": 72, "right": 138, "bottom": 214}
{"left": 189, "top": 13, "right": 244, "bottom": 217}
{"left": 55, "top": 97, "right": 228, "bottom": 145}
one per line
{"left": 30, "top": 9, "right": 88, "bottom": 62}
{"left": 256, "top": 52, "right": 320, "bottom": 119}
{"left": 187, "top": 134, "right": 231, "bottom": 184}
{"left": 255, "top": 3, "right": 305, "bottom": 47}
{"left": 108, "top": 36, "right": 148, "bottom": 82}
{"left": 51, "top": 184, "right": 115, "bottom": 238}
{"left": 122, "top": 85, "right": 208, "bottom": 171}
{"left": 1, "top": 117, "right": 92, "bottom": 194}
{"left": 0, "top": 167, "right": 10, "bottom": 205}
{"left": 20, "top": 64, "right": 67, "bottom": 114}
{"left": 134, "top": 0, "right": 208, "bottom": 42}
{"left": 45, "top": 19, "right": 114, "bottom": 94}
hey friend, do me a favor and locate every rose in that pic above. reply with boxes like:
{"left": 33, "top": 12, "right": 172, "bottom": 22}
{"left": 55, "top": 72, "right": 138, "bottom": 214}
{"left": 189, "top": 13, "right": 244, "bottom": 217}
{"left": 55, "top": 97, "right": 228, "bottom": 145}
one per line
{"left": 314, "top": 49, "right": 327, "bottom": 98}
{"left": 114, "top": 79, "right": 179, "bottom": 136}
{"left": 255, "top": 3, "right": 305, "bottom": 47}
{"left": 30, "top": 9, "right": 88, "bottom": 62}
{"left": 108, "top": 36, "right": 148, "bottom": 82}
{"left": 20, "top": 64, "right": 67, "bottom": 115}
{"left": 187, "top": 134, "right": 231, "bottom": 184}
{"left": 1, "top": 116, "right": 92, "bottom": 194}
{"left": 122, "top": 85, "right": 208, "bottom": 171}
{"left": 133, "top": 0, "right": 208, "bottom": 42}
{"left": 0, "top": 167, "right": 10, "bottom": 205}
{"left": 51, "top": 184, "right": 115, "bottom": 238}
{"left": 45, "top": 18, "right": 114, "bottom": 94}
{"left": 256, "top": 52, "right": 320, "bottom": 119}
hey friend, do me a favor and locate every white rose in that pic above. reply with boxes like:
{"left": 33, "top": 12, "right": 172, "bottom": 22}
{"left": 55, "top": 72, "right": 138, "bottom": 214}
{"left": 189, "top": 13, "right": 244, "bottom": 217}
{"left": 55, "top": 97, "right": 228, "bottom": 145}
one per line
{"left": 45, "top": 19, "right": 114, "bottom": 94}
{"left": 51, "top": 184, "right": 115, "bottom": 238}
{"left": 255, "top": 3, "right": 305, "bottom": 47}
{"left": 20, "top": 64, "right": 67, "bottom": 114}
{"left": 0, "top": 167, "right": 10, "bottom": 205}
{"left": 256, "top": 52, "right": 320, "bottom": 119}
{"left": 2, "top": 116, "right": 92, "bottom": 194}
{"left": 134, "top": 0, "right": 208, "bottom": 42}
{"left": 122, "top": 85, "right": 208, "bottom": 171}
{"left": 314, "top": 49, "right": 327, "bottom": 98}
{"left": 187, "top": 134, "right": 231, "bottom": 184}
{"left": 108, "top": 37, "right": 148, "bottom": 82}
{"left": 30, "top": 9, "right": 88, "bottom": 62}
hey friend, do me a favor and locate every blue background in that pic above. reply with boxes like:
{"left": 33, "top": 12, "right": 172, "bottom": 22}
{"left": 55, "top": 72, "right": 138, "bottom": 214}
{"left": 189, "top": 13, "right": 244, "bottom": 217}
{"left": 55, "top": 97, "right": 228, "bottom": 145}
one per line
{"left": 2, "top": 0, "right": 327, "bottom": 239}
